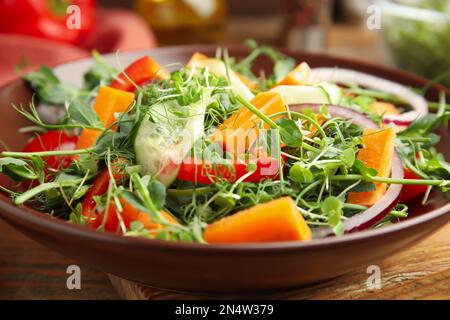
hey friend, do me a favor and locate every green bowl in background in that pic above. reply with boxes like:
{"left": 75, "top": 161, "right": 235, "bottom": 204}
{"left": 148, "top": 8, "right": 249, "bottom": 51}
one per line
{"left": 380, "top": 0, "right": 450, "bottom": 88}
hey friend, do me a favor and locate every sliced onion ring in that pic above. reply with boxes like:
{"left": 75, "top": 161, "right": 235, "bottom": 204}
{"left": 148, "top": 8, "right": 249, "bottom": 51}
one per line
{"left": 310, "top": 68, "right": 428, "bottom": 125}
{"left": 292, "top": 104, "right": 380, "bottom": 129}
{"left": 290, "top": 104, "right": 404, "bottom": 238}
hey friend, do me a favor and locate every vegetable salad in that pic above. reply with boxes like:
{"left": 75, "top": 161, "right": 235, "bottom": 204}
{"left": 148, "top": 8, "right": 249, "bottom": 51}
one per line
{"left": 1, "top": 41, "right": 449, "bottom": 244}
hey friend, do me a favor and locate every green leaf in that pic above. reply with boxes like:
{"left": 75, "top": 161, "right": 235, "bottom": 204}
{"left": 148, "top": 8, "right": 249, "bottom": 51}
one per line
{"left": 277, "top": 118, "right": 302, "bottom": 147}
{"left": 349, "top": 181, "right": 376, "bottom": 193}
{"left": 274, "top": 58, "right": 296, "bottom": 83}
{"left": 71, "top": 185, "right": 90, "bottom": 200}
{"left": 117, "top": 113, "right": 142, "bottom": 152}
{"left": 54, "top": 173, "right": 84, "bottom": 182}
{"left": 147, "top": 180, "right": 166, "bottom": 211}
{"left": 30, "top": 155, "right": 44, "bottom": 174}
{"left": 341, "top": 148, "right": 356, "bottom": 167}
{"left": 244, "top": 38, "right": 258, "bottom": 49}
{"left": 0, "top": 157, "right": 38, "bottom": 181}
{"left": 353, "top": 159, "right": 378, "bottom": 178}
{"left": 156, "top": 230, "right": 173, "bottom": 240}
{"left": 23, "top": 66, "right": 78, "bottom": 105}
{"left": 121, "top": 190, "right": 148, "bottom": 213}
{"left": 232, "top": 40, "right": 296, "bottom": 89}
{"left": 66, "top": 155, "right": 98, "bottom": 177}
{"left": 26, "top": 66, "right": 59, "bottom": 84}
{"left": 246, "top": 163, "right": 257, "bottom": 172}
{"left": 93, "top": 132, "right": 117, "bottom": 154}
{"left": 374, "top": 204, "right": 409, "bottom": 229}
{"left": 214, "top": 193, "right": 237, "bottom": 209}
{"left": 130, "top": 220, "right": 144, "bottom": 231}
{"left": 289, "top": 162, "right": 313, "bottom": 183}
{"left": 69, "top": 203, "right": 84, "bottom": 224}
{"left": 68, "top": 99, "right": 103, "bottom": 129}
{"left": 426, "top": 149, "right": 450, "bottom": 180}
{"left": 93, "top": 130, "right": 130, "bottom": 155}
{"left": 400, "top": 113, "right": 449, "bottom": 138}
{"left": 321, "top": 196, "right": 343, "bottom": 227}
{"left": 83, "top": 51, "right": 118, "bottom": 90}
{"left": 396, "top": 109, "right": 450, "bottom": 185}
{"left": 332, "top": 221, "right": 345, "bottom": 236}
{"left": 321, "top": 196, "right": 342, "bottom": 213}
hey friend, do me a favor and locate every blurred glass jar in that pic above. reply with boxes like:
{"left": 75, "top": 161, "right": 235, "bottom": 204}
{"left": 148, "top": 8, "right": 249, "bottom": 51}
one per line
{"left": 380, "top": 0, "right": 450, "bottom": 87}
{"left": 135, "top": 0, "right": 227, "bottom": 46}
{"left": 282, "top": 0, "right": 332, "bottom": 51}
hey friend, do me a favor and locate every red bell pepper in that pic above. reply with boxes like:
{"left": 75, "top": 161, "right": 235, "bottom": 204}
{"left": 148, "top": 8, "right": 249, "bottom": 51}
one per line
{"left": 82, "top": 169, "right": 112, "bottom": 229}
{"left": 176, "top": 156, "right": 282, "bottom": 185}
{"left": 81, "top": 158, "right": 128, "bottom": 231}
{"left": 24, "top": 130, "right": 78, "bottom": 170}
{"left": 0, "top": 0, "right": 95, "bottom": 45}
{"left": 23, "top": 130, "right": 77, "bottom": 187}
{"left": 81, "top": 159, "right": 175, "bottom": 232}
{"left": 399, "top": 168, "right": 429, "bottom": 203}
{"left": 110, "top": 56, "right": 170, "bottom": 92}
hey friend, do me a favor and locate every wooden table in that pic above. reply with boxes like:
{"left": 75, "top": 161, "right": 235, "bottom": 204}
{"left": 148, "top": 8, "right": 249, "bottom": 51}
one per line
{"left": 0, "top": 219, "right": 119, "bottom": 300}
{"left": 1, "top": 217, "right": 449, "bottom": 300}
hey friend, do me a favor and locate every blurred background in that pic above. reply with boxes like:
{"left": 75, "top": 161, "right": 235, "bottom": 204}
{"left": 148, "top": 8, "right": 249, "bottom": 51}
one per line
{"left": 0, "top": 0, "right": 449, "bottom": 87}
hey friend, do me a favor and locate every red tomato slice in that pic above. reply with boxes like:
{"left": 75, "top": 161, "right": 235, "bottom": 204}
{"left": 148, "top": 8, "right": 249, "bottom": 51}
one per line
{"left": 399, "top": 168, "right": 429, "bottom": 203}
{"left": 176, "top": 157, "right": 281, "bottom": 185}
{"left": 81, "top": 158, "right": 129, "bottom": 231}
{"left": 110, "top": 56, "right": 169, "bottom": 92}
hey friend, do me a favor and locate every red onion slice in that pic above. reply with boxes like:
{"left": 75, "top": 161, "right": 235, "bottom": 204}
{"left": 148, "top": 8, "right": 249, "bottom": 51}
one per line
{"left": 292, "top": 104, "right": 380, "bottom": 129}
{"left": 290, "top": 104, "right": 404, "bottom": 238}
{"left": 310, "top": 68, "right": 428, "bottom": 125}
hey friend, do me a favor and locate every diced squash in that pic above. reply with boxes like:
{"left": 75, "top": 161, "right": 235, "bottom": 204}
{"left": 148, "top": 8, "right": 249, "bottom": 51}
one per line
{"left": 187, "top": 52, "right": 209, "bottom": 67}
{"left": 210, "top": 91, "right": 286, "bottom": 155}
{"left": 204, "top": 197, "right": 312, "bottom": 243}
{"left": 186, "top": 53, "right": 254, "bottom": 100}
{"left": 307, "top": 114, "right": 327, "bottom": 138}
{"left": 369, "top": 102, "right": 400, "bottom": 116}
{"left": 121, "top": 198, "right": 177, "bottom": 230}
{"left": 76, "top": 86, "right": 135, "bottom": 149}
{"left": 188, "top": 52, "right": 257, "bottom": 91}
{"left": 347, "top": 128, "right": 396, "bottom": 206}
{"left": 236, "top": 72, "right": 258, "bottom": 91}
{"left": 277, "top": 62, "right": 311, "bottom": 85}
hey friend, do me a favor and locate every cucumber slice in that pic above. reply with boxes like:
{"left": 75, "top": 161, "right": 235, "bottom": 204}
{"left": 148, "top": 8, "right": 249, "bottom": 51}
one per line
{"left": 189, "top": 58, "right": 254, "bottom": 100}
{"left": 134, "top": 95, "right": 212, "bottom": 186}
{"left": 317, "top": 82, "right": 342, "bottom": 105}
{"left": 271, "top": 83, "right": 342, "bottom": 105}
